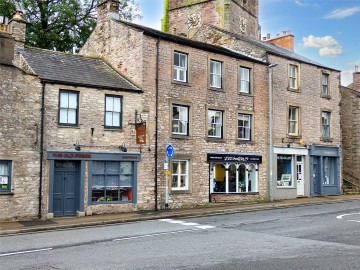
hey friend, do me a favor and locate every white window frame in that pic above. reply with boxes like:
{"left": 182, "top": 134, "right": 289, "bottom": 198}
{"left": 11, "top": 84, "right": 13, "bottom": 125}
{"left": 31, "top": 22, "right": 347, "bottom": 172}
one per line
{"left": 210, "top": 60, "right": 222, "bottom": 88}
{"left": 239, "top": 67, "right": 250, "bottom": 94}
{"left": 322, "top": 73, "right": 329, "bottom": 96}
{"left": 174, "top": 52, "right": 188, "bottom": 82}
{"left": 105, "top": 95, "right": 122, "bottom": 128}
{"left": 171, "top": 159, "right": 189, "bottom": 190}
{"left": 208, "top": 110, "right": 223, "bottom": 138}
{"left": 289, "top": 65, "right": 298, "bottom": 89}
{"left": 238, "top": 113, "right": 251, "bottom": 140}
{"left": 172, "top": 104, "right": 189, "bottom": 136}
{"left": 59, "top": 90, "right": 79, "bottom": 126}
{"left": 322, "top": 111, "right": 331, "bottom": 139}
{"left": 288, "top": 106, "right": 299, "bottom": 136}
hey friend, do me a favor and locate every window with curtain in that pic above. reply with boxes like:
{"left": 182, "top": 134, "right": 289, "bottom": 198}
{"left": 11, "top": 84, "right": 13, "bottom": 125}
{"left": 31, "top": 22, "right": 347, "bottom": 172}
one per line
{"left": 239, "top": 67, "right": 250, "bottom": 93}
{"left": 174, "top": 51, "right": 188, "bottom": 82}
{"left": 0, "top": 161, "right": 11, "bottom": 192}
{"left": 210, "top": 60, "right": 222, "bottom": 88}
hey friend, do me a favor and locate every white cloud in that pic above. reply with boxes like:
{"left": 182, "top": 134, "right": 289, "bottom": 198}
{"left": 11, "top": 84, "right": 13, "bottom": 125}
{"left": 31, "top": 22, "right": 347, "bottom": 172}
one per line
{"left": 302, "top": 35, "right": 344, "bottom": 56}
{"left": 341, "top": 70, "right": 353, "bottom": 86}
{"left": 294, "top": 1, "right": 319, "bottom": 8}
{"left": 325, "top": 7, "right": 360, "bottom": 19}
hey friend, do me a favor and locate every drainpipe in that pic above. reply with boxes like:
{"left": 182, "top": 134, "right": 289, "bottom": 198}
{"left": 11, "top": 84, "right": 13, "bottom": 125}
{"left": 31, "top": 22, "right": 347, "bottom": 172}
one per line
{"left": 38, "top": 80, "right": 46, "bottom": 219}
{"left": 154, "top": 38, "right": 160, "bottom": 211}
{"left": 268, "top": 64, "right": 277, "bottom": 202}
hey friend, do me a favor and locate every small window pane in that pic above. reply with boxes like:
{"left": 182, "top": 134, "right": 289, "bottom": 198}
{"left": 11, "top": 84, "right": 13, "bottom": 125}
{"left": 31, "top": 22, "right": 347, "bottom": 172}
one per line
{"left": 113, "top": 98, "right": 121, "bottom": 112}
{"left": 68, "top": 93, "right": 77, "bottom": 109}
{"left": 174, "top": 53, "right": 179, "bottom": 66}
{"left": 60, "top": 93, "right": 68, "bottom": 108}
{"left": 106, "top": 97, "right": 114, "bottom": 111}
{"left": 68, "top": 109, "right": 76, "bottom": 124}
{"left": 106, "top": 162, "right": 119, "bottom": 174}
{"left": 120, "top": 162, "right": 133, "bottom": 174}
{"left": 59, "top": 109, "right": 67, "bottom": 123}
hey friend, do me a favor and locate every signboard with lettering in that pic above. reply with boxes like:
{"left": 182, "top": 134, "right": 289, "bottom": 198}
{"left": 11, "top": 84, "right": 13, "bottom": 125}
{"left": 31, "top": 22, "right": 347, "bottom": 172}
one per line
{"left": 207, "top": 153, "right": 262, "bottom": 164}
{"left": 136, "top": 124, "right": 146, "bottom": 145}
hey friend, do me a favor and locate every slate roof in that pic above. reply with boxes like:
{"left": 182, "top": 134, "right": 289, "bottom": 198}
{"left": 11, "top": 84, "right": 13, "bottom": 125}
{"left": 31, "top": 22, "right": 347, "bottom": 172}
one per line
{"left": 19, "top": 47, "right": 141, "bottom": 91}
{"left": 205, "top": 25, "right": 340, "bottom": 72}
{"left": 110, "top": 14, "right": 268, "bottom": 65}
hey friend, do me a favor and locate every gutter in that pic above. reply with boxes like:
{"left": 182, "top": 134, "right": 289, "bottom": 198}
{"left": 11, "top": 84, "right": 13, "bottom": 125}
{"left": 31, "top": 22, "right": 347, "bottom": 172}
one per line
{"left": 38, "top": 80, "right": 46, "bottom": 219}
{"left": 154, "top": 38, "right": 160, "bottom": 211}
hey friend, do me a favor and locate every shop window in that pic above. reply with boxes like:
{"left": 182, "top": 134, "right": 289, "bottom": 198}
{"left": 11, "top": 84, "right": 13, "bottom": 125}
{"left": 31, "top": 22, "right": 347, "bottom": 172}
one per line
{"left": 105, "top": 95, "right": 122, "bottom": 129}
{"left": 0, "top": 161, "right": 11, "bottom": 192}
{"left": 213, "top": 163, "right": 226, "bottom": 192}
{"left": 91, "top": 161, "right": 133, "bottom": 203}
{"left": 58, "top": 90, "right": 79, "bottom": 126}
{"left": 322, "top": 111, "right": 331, "bottom": 140}
{"left": 322, "top": 73, "right": 330, "bottom": 97}
{"left": 239, "top": 67, "right": 251, "bottom": 94}
{"left": 174, "top": 51, "right": 188, "bottom": 83}
{"left": 210, "top": 60, "right": 222, "bottom": 89}
{"left": 208, "top": 109, "right": 223, "bottom": 138}
{"left": 289, "top": 64, "right": 299, "bottom": 90}
{"left": 172, "top": 104, "right": 189, "bottom": 136}
{"left": 323, "top": 157, "right": 336, "bottom": 185}
{"left": 238, "top": 113, "right": 252, "bottom": 140}
{"left": 171, "top": 160, "right": 189, "bottom": 190}
{"left": 288, "top": 106, "right": 299, "bottom": 136}
{"left": 277, "top": 155, "right": 293, "bottom": 187}
{"left": 228, "top": 164, "right": 237, "bottom": 192}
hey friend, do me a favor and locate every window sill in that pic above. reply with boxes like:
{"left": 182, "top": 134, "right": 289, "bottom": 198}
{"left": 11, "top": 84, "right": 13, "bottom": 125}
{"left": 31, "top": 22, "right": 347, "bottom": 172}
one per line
{"left": 287, "top": 87, "right": 301, "bottom": 93}
{"left": 0, "top": 192, "right": 14, "bottom": 195}
{"left": 58, "top": 124, "right": 80, "bottom": 129}
{"left": 277, "top": 186, "right": 296, "bottom": 189}
{"left": 170, "top": 189, "right": 191, "bottom": 194}
{"left": 288, "top": 135, "right": 301, "bottom": 139}
{"left": 206, "top": 138, "right": 226, "bottom": 143}
{"left": 321, "top": 95, "right": 331, "bottom": 100}
{"left": 104, "top": 128, "right": 123, "bottom": 132}
{"left": 172, "top": 80, "right": 191, "bottom": 87}
{"left": 171, "top": 134, "right": 190, "bottom": 140}
{"left": 321, "top": 137, "right": 333, "bottom": 142}
{"left": 208, "top": 87, "right": 224, "bottom": 92}
{"left": 90, "top": 201, "right": 134, "bottom": 205}
{"left": 238, "top": 92, "right": 252, "bottom": 97}
{"left": 236, "top": 140, "right": 254, "bottom": 145}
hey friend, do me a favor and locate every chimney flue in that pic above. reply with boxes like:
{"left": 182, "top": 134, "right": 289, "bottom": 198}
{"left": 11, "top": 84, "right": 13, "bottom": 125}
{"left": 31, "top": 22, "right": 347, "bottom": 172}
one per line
{"left": 355, "top": 66, "right": 359, "bottom": 73}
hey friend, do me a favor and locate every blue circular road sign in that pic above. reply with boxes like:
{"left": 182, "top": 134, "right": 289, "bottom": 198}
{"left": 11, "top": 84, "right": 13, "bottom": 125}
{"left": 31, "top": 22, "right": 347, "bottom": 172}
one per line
{"left": 166, "top": 145, "right": 175, "bottom": 159}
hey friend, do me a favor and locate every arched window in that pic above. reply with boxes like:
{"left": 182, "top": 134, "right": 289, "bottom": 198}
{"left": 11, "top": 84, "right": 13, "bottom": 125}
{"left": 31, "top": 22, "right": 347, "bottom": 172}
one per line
{"left": 248, "top": 164, "right": 257, "bottom": 192}
{"left": 238, "top": 164, "right": 246, "bottom": 192}
{"left": 213, "top": 163, "right": 225, "bottom": 192}
{"left": 228, "top": 164, "right": 237, "bottom": 192}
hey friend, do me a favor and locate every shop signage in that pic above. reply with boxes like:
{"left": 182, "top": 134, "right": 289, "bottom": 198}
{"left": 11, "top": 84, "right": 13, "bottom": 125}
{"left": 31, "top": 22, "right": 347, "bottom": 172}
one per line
{"left": 136, "top": 124, "right": 146, "bottom": 145}
{"left": 52, "top": 153, "right": 92, "bottom": 159}
{"left": 207, "top": 154, "right": 262, "bottom": 164}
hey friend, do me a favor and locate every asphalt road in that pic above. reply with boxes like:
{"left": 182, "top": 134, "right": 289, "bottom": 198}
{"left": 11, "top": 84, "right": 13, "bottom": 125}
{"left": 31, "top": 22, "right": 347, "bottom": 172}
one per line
{"left": 1, "top": 201, "right": 360, "bottom": 270}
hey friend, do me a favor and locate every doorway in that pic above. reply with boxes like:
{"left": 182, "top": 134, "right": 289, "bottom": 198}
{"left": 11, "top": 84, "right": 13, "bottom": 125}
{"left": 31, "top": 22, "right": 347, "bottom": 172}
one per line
{"left": 296, "top": 156, "right": 304, "bottom": 196}
{"left": 53, "top": 161, "right": 80, "bottom": 217}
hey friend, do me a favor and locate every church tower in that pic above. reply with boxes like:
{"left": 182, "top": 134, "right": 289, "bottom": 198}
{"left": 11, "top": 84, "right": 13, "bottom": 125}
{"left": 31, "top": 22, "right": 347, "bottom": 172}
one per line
{"left": 163, "top": 0, "right": 261, "bottom": 40}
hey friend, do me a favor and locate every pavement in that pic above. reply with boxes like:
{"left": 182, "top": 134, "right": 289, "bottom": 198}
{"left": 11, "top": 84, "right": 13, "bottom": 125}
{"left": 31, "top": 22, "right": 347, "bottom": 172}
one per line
{"left": 1, "top": 194, "right": 360, "bottom": 236}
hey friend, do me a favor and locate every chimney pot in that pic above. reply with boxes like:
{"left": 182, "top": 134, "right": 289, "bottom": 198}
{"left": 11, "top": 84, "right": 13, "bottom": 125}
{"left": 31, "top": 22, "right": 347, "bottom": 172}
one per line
{"left": 355, "top": 66, "right": 359, "bottom": 73}
{"left": 267, "top": 33, "right": 270, "bottom": 39}
{"left": 262, "top": 37, "right": 266, "bottom": 41}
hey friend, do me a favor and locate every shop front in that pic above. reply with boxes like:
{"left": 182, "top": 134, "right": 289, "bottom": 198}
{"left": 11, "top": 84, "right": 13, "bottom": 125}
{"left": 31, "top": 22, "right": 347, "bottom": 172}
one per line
{"left": 207, "top": 153, "right": 262, "bottom": 201}
{"left": 272, "top": 147, "right": 309, "bottom": 200}
{"left": 309, "top": 145, "right": 341, "bottom": 196}
{"left": 47, "top": 151, "right": 141, "bottom": 218}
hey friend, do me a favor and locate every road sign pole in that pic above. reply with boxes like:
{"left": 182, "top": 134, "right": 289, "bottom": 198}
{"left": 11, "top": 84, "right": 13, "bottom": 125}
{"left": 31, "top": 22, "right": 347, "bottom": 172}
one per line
{"left": 165, "top": 157, "right": 169, "bottom": 210}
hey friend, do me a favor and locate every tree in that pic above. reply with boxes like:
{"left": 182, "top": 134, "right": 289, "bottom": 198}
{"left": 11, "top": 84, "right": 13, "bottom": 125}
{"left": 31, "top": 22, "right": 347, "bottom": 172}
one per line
{"left": 0, "top": 0, "right": 141, "bottom": 52}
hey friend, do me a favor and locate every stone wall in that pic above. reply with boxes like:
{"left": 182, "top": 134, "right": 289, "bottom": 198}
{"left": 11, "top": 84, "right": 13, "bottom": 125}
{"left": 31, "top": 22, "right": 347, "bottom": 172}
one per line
{"left": 0, "top": 65, "right": 42, "bottom": 221}
{"left": 82, "top": 17, "right": 269, "bottom": 208}
{"left": 269, "top": 54, "right": 341, "bottom": 148}
{"left": 341, "top": 87, "right": 360, "bottom": 184}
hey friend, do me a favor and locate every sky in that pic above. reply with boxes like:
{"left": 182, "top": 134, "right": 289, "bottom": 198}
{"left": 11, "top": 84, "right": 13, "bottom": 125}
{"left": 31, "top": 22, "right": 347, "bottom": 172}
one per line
{"left": 134, "top": 0, "right": 360, "bottom": 86}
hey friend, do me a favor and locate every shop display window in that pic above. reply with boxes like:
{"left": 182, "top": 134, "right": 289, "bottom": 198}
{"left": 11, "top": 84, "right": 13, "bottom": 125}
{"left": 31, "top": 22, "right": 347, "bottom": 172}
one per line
{"left": 91, "top": 161, "right": 133, "bottom": 203}
{"left": 277, "top": 155, "right": 293, "bottom": 187}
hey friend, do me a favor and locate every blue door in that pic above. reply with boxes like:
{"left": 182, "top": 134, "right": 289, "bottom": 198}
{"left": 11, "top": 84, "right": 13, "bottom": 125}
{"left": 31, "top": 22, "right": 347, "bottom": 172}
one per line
{"left": 53, "top": 161, "right": 79, "bottom": 217}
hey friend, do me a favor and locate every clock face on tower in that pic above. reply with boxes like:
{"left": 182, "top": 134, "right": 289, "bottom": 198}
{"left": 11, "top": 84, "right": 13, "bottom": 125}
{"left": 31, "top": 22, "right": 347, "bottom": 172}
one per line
{"left": 239, "top": 16, "right": 247, "bottom": 33}
{"left": 186, "top": 13, "right": 202, "bottom": 29}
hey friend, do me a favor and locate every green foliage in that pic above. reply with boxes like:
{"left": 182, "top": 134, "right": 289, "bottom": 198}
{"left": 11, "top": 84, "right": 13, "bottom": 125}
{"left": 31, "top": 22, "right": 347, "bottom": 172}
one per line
{"left": 0, "top": 0, "right": 141, "bottom": 52}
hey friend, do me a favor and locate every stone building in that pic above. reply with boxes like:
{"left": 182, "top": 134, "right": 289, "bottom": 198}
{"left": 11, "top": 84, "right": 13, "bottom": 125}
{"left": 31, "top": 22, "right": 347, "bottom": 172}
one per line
{"left": 0, "top": 10, "right": 147, "bottom": 220}
{"left": 341, "top": 67, "right": 360, "bottom": 193}
{"left": 162, "top": 0, "right": 342, "bottom": 199}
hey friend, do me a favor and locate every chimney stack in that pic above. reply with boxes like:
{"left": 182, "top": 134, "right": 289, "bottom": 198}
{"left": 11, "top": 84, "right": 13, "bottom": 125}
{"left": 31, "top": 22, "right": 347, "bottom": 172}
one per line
{"left": 97, "top": 0, "right": 120, "bottom": 24}
{"left": 353, "top": 66, "right": 360, "bottom": 90}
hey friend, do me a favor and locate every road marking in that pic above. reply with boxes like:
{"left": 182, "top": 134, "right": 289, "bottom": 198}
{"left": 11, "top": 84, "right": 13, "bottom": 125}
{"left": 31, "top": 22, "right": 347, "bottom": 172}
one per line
{"left": 159, "top": 219, "right": 215, "bottom": 229}
{"left": 113, "top": 229, "right": 200, "bottom": 242}
{"left": 336, "top": 212, "right": 360, "bottom": 223}
{"left": 0, "top": 248, "right": 53, "bottom": 257}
